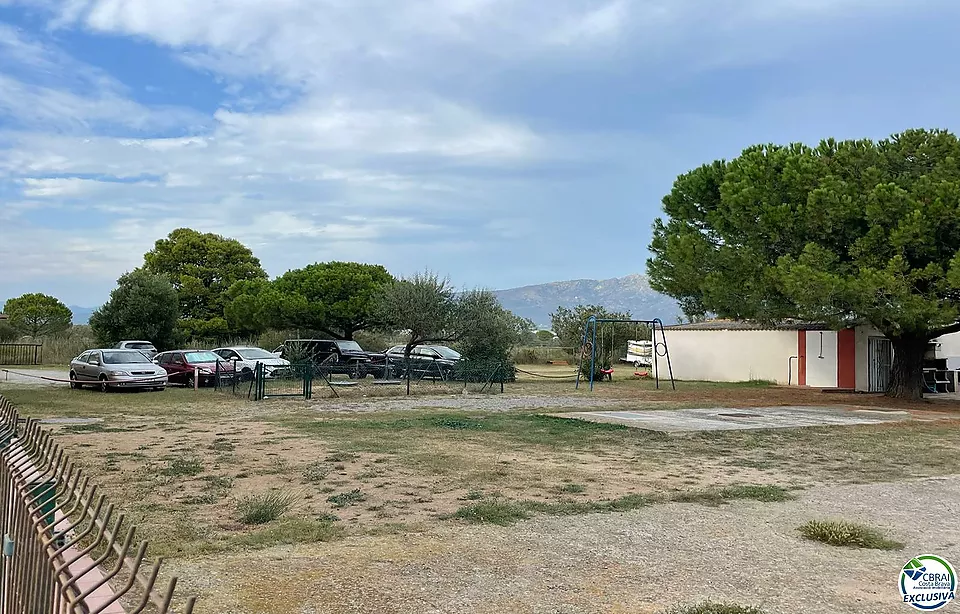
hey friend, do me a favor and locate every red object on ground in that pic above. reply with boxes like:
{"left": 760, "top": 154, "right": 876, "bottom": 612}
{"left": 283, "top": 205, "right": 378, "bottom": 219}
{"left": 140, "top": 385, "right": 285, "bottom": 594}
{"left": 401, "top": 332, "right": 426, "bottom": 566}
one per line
{"left": 634, "top": 371, "right": 649, "bottom": 378}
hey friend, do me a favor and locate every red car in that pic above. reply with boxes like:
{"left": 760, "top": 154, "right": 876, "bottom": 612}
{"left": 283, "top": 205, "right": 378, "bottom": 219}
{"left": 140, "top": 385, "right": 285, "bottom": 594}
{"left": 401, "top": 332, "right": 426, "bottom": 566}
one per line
{"left": 154, "top": 350, "right": 235, "bottom": 387}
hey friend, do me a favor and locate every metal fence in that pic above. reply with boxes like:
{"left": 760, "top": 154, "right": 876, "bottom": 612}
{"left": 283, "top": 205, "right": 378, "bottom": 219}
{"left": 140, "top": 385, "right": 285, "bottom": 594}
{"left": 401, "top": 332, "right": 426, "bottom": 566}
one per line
{"left": 241, "top": 359, "right": 514, "bottom": 400}
{"left": 0, "top": 394, "right": 197, "bottom": 613}
{"left": 0, "top": 345, "right": 42, "bottom": 367}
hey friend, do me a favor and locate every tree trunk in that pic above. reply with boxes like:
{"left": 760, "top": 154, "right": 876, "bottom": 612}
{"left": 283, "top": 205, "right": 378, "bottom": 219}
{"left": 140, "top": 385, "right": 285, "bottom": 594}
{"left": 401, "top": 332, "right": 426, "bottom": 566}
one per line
{"left": 887, "top": 335, "right": 929, "bottom": 400}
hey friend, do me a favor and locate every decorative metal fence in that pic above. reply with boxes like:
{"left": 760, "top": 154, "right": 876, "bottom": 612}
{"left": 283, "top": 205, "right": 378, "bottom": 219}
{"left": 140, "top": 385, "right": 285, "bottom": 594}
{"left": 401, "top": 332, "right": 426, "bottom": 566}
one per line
{"left": 0, "top": 394, "right": 197, "bottom": 613}
{"left": 0, "top": 345, "right": 42, "bottom": 367}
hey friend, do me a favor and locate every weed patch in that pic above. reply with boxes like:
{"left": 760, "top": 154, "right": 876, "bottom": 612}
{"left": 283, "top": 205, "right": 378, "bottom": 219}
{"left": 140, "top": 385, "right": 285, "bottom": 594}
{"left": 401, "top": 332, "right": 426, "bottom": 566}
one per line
{"left": 237, "top": 491, "right": 294, "bottom": 525}
{"left": 672, "top": 484, "right": 792, "bottom": 505}
{"left": 660, "top": 604, "right": 765, "bottom": 614}
{"left": 327, "top": 488, "right": 366, "bottom": 508}
{"left": 161, "top": 457, "right": 203, "bottom": 477}
{"left": 798, "top": 520, "right": 904, "bottom": 550}
{"left": 231, "top": 517, "right": 343, "bottom": 549}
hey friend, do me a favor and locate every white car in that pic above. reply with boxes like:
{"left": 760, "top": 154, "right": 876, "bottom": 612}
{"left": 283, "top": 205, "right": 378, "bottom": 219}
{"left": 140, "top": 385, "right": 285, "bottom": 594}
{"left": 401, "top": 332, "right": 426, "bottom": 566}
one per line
{"left": 115, "top": 340, "right": 158, "bottom": 358}
{"left": 212, "top": 346, "right": 291, "bottom": 379}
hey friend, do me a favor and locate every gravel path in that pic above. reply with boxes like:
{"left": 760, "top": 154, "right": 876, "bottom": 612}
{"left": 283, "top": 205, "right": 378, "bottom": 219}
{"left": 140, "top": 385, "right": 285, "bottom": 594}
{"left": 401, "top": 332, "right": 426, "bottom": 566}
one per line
{"left": 309, "top": 394, "right": 630, "bottom": 413}
{"left": 172, "top": 476, "right": 960, "bottom": 614}
{"left": 0, "top": 368, "right": 69, "bottom": 387}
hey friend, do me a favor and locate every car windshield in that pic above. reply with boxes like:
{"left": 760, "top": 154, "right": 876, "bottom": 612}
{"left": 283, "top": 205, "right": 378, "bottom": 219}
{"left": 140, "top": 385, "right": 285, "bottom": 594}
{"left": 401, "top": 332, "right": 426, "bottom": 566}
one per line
{"left": 432, "top": 346, "right": 461, "bottom": 359}
{"left": 184, "top": 351, "right": 221, "bottom": 363}
{"left": 128, "top": 342, "right": 155, "bottom": 350}
{"left": 335, "top": 341, "right": 364, "bottom": 352}
{"left": 102, "top": 351, "right": 151, "bottom": 364}
{"left": 237, "top": 348, "right": 277, "bottom": 360}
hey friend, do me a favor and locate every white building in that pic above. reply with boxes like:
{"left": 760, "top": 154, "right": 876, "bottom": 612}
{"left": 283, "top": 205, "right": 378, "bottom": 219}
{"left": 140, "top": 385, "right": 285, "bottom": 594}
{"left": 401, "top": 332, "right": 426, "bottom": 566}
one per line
{"left": 653, "top": 320, "right": 956, "bottom": 392}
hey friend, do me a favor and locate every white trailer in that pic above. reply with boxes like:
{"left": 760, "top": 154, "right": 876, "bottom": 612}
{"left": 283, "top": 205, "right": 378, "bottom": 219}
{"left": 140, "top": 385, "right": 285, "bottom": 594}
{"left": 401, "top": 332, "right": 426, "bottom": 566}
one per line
{"left": 620, "top": 340, "right": 653, "bottom": 367}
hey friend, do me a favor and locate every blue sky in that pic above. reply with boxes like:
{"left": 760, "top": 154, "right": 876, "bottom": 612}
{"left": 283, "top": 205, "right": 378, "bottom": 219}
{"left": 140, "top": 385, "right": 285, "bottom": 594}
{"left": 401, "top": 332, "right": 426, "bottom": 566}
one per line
{"left": 1, "top": 0, "right": 959, "bottom": 308}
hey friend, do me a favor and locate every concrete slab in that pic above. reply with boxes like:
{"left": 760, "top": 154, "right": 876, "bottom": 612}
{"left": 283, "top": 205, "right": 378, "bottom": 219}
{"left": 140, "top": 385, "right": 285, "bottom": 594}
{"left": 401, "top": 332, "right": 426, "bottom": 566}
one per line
{"left": 550, "top": 405, "right": 943, "bottom": 433}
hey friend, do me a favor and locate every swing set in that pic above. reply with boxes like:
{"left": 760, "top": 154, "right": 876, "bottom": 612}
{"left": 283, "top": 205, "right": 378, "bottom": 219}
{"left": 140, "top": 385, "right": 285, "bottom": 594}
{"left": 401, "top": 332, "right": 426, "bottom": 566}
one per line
{"left": 575, "top": 316, "right": 676, "bottom": 391}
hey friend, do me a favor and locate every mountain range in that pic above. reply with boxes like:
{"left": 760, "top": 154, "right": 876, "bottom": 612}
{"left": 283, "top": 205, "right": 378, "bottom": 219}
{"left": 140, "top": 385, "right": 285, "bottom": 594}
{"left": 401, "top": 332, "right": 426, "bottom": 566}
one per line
{"left": 494, "top": 274, "right": 681, "bottom": 329}
{"left": 61, "top": 275, "right": 680, "bottom": 328}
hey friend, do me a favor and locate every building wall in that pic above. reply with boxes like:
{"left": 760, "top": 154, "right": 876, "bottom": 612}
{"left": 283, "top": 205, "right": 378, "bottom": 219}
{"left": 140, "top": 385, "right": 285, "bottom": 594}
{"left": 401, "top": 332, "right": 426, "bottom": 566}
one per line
{"left": 804, "top": 331, "right": 838, "bottom": 388}
{"left": 935, "top": 332, "right": 960, "bottom": 369}
{"left": 655, "top": 330, "right": 799, "bottom": 384}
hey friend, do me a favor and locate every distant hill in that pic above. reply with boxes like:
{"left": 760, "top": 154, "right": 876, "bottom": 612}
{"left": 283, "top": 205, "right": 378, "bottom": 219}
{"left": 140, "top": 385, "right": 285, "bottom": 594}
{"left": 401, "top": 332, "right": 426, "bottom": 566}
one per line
{"left": 494, "top": 274, "right": 682, "bottom": 329}
{"left": 69, "top": 306, "right": 96, "bottom": 325}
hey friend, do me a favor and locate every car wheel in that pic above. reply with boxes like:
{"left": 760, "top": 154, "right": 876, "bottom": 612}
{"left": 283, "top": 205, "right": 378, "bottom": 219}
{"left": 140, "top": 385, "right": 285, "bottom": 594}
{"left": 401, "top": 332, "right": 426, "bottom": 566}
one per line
{"left": 98, "top": 375, "right": 111, "bottom": 393}
{"left": 186, "top": 375, "right": 195, "bottom": 389}
{"left": 69, "top": 372, "right": 80, "bottom": 390}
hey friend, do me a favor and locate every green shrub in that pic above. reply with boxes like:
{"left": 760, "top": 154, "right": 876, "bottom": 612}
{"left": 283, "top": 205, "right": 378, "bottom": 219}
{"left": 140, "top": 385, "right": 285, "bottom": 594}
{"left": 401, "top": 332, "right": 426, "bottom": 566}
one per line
{"left": 798, "top": 520, "right": 904, "bottom": 550}
{"left": 161, "top": 457, "right": 203, "bottom": 477}
{"left": 452, "top": 501, "right": 530, "bottom": 526}
{"left": 236, "top": 491, "right": 294, "bottom": 525}
{"left": 326, "top": 488, "right": 366, "bottom": 508}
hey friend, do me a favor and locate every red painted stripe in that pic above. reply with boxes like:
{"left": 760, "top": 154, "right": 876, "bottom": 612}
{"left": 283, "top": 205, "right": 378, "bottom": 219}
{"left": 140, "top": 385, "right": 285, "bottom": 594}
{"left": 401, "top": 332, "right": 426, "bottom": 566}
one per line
{"left": 798, "top": 330, "right": 807, "bottom": 386}
{"left": 837, "top": 329, "right": 856, "bottom": 389}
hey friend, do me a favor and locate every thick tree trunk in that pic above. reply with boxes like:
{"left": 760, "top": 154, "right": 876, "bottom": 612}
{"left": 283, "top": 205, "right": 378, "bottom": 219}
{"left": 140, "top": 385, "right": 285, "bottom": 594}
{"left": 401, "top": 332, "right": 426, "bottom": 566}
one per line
{"left": 887, "top": 335, "right": 929, "bottom": 400}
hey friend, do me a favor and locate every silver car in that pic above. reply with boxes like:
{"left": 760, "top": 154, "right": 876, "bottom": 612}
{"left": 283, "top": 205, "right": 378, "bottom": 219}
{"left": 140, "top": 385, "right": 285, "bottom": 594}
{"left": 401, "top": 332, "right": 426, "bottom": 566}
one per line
{"left": 115, "top": 340, "right": 158, "bottom": 358}
{"left": 69, "top": 349, "right": 168, "bottom": 392}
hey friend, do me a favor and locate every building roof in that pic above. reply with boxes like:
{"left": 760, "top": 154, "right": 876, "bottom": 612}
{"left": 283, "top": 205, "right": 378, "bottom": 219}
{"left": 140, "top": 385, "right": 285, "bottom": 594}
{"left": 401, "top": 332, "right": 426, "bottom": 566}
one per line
{"left": 664, "top": 319, "right": 834, "bottom": 332}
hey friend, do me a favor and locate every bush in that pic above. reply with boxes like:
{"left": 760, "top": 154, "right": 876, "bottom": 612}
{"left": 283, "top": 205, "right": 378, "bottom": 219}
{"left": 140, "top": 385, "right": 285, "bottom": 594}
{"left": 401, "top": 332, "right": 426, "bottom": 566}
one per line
{"left": 0, "top": 321, "right": 17, "bottom": 342}
{"left": 237, "top": 491, "right": 294, "bottom": 525}
{"left": 798, "top": 520, "right": 904, "bottom": 550}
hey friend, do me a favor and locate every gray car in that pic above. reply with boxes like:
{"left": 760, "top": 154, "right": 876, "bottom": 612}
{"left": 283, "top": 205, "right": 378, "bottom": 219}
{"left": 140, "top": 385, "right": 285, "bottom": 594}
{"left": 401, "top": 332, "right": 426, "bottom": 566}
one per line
{"left": 115, "top": 340, "right": 158, "bottom": 358}
{"left": 69, "top": 349, "right": 168, "bottom": 392}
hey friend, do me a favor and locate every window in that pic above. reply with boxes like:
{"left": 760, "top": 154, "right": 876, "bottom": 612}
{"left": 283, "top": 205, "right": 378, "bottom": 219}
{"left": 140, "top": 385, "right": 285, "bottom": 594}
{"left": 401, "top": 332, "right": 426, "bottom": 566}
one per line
{"left": 236, "top": 348, "right": 275, "bottom": 360}
{"left": 172, "top": 353, "right": 185, "bottom": 363}
{"left": 87, "top": 352, "right": 100, "bottom": 365}
{"left": 77, "top": 352, "right": 90, "bottom": 362}
{"left": 335, "top": 341, "right": 364, "bottom": 353}
{"left": 432, "top": 347, "right": 461, "bottom": 360}
{"left": 184, "top": 351, "right": 220, "bottom": 363}
{"left": 157, "top": 353, "right": 171, "bottom": 365}
{"left": 102, "top": 351, "right": 151, "bottom": 365}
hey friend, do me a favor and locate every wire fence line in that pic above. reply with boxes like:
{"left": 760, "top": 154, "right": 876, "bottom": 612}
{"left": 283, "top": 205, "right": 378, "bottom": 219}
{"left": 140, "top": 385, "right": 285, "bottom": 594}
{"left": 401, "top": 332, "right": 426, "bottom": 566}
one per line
{"left": 0, "top": 394, "right": 197, "bottom": 614}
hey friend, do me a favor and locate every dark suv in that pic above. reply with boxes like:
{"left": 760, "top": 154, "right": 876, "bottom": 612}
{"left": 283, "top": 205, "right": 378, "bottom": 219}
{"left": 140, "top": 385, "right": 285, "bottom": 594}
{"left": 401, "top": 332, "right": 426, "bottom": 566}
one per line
{"left": 276, "top": 339, "right": 386, "bottom": 378}
{"left": 384, "top": 345, "right": 461, "bottom": 380}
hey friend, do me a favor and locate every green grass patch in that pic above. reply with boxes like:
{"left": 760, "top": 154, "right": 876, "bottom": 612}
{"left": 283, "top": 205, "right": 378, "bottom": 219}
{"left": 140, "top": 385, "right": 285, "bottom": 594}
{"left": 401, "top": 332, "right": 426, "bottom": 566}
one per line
{"left": 556, "top": 483, "right": 586, "bottom": 494}
{"left": 160, "top": 457, "right": 203, "bottom": 477}
{"left": 660, "top": 604, "right": 765, "bottom": 614}
{"left": 672, "top": 484, "right": 792, "bottom": 505}
{"left": 236, "top": 491, "right": 294, "bottom": 525}
{"left": 452, "top": 501, "right": 530, "bottom": 526}
{"left": 327, "top": 488, "right": 366, "bottom": 508}
{"left": 798, "top": 520, "right": 904, "bottom": 550}
{"left": 452, "top": 493, "right": 655, "bottom": 526}
{"left": 231, "top": 517, "right": 342, "bottom": 548}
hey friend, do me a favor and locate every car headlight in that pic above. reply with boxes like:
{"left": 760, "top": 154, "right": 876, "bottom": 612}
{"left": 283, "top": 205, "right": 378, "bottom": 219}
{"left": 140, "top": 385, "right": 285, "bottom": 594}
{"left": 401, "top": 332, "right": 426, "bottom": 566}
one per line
{"left": 108, "top": 370, "right": 130, "bottom": 376}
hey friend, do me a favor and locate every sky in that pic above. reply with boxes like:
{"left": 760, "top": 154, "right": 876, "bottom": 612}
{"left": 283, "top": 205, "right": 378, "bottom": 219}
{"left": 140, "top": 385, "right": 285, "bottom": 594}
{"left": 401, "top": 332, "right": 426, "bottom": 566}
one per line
{"left": 1, "top": 0, "right": 959, "bottom": 308}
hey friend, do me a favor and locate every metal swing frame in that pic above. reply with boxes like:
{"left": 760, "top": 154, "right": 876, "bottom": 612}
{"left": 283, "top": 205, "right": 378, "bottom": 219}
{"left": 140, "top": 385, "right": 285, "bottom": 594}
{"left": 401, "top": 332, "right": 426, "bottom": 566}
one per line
{"left": 575, "top": 316, "right": 676, "bottom": 392}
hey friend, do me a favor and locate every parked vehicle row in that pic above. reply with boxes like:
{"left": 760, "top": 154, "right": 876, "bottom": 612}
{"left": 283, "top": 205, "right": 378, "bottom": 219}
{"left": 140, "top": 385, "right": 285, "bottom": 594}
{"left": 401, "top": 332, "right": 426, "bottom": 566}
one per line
{"left": 70, "top": 339, "right": 465, "bottom": 392}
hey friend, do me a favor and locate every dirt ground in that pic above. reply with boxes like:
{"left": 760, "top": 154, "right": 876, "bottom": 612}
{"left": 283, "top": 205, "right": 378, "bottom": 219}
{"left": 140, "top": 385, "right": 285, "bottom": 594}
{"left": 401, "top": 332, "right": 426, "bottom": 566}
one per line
{"left": 2, "top": 377, "right": 960, "bottom": 613}
{"left": 167, "top": 476, "right": 960, "bottom": 614}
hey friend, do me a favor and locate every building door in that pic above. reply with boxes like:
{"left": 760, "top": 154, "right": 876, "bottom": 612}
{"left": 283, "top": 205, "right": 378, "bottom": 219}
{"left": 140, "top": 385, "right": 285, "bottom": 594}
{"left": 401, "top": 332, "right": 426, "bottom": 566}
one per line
{"left": 868, "top": 337, "right": 892, "bottom": 392}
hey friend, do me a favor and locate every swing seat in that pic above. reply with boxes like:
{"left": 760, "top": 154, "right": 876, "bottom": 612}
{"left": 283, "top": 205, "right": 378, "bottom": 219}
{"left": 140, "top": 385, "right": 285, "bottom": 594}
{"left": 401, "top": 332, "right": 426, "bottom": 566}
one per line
{"left": 634, "top": 370, "right": 649, "bottom": 378}
{"left": 600, "top": 368, "right": 614, "bottom": 381}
